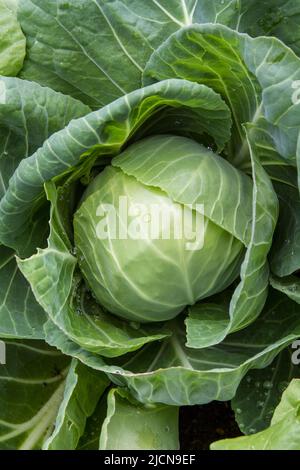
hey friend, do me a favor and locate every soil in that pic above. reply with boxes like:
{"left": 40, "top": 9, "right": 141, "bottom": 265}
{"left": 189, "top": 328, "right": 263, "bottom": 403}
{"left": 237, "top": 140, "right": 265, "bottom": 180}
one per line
{"left": 179, "top": 401, "right": 242, "bottom": 450}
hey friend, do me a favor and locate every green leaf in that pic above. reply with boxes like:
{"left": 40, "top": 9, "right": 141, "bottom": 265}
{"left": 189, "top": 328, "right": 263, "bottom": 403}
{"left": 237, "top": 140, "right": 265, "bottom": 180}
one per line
{"left": 16, "top": 0, "right": 244, "bottom": 107}
{"left": 228, "top": 125, "right": 278, "bottom": 331}
{"left": 44, "top": 359, "right": 109, "bottom": 450}
{"left": 270, "top": 275, "right": 300, "bottom": 304}
{"left": 0, "top": 77, "right": 89, "bottom": 338}
{"left": 231, "top": 349, "right": 300, "bottom": 435}
{"left": 236, "top": 0, "right": 300, "bottom": 57}
{"left": 17, "top": 1, "right": 300, "bottom": 109}
{"left": 270, "top": 183, "right": 300, "bottom": 277}
{"left": 0, "top": 246, "right": 46, "bottom": 338}
{"left": 0, "top": 77, "right": 90, "bottom": 203}
{"left": 211, "top": 379, "right": 300, "bottom": 450}
{"left": 0, "top": 340, "right": 70, "bottom": 450}
{"left": 143, "top": 24, "right": 262, "bottom": 166}
{"left": 43, "top": 290, "right": 300, "bottom": 407}
{"left": 77, "top": 396, "right": 107, "bottom": 450}
{"left": 17, "top": 0, "right": 182, "bottom": 108}
{"left": 143, "top": 24, "right": 300, "bottom": 167}
{"left": 0, "top": 0, "right": 25, "bottom": 76}
{"left": 100, "top": 389, "right": 179, "bottom": 450}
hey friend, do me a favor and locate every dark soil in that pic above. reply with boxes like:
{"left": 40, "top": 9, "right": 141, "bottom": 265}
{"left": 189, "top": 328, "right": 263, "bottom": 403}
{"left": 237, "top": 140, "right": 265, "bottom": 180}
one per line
{"left": 179, "top": 401, "right": 242, "bottom": 450}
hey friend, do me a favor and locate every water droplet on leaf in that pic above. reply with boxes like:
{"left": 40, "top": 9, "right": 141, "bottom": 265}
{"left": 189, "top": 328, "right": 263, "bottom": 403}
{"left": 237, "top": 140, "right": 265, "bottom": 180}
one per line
{"left": 263, "top": 381, "right": 273, "bottom": 390}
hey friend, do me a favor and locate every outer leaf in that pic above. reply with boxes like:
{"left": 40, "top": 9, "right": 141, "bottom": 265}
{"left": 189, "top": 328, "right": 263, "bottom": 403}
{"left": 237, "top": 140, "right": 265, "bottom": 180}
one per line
{"left": 231, "top": 349, "right": 300, "bottom": 435}
{"left": 0, "top": 78, "right": 231, "bottom": 252}
{"left": 143, "top": 24, "right": 300, "bottom": 166}
{"left": 44, "top": 359, "right": 109, "bottom": 450}
{"left": 0, "top": 340, "right": 70, "bottom": 450}
{"left": 228, "top": 126, "right": 278, "bottom": 331}
{"left": 0, "top": 77, "right": 89, "bottom": 338}
{"left": 272, "top": 379, "right": 300, "bottom": 424}
{"left": 16, "top": 0, "right": 245, "bottom": 107}
{"left": 0, "top": 246, "right": 46, "bottom": 338}
{"left": 143, "top": 24, "right": 262, "bottom": 166}
{"left": 100, "top": 388, "right": 179, "bottom": 450}
{"left": 77, "top": 396, "right": 107, "bottom": 450}
{"left": 270, "top": 275, "right": 300, "bottom": 304}
{"left": 18, "top": 0, "right": 195, "bottom": 108}
{"left": 17, "top": 0, "right": 300, "bottom": 108}
{"left": 270, "top": 183, "right": 300, "bottom": 277}
{"left": 0, "top": 76, "right": 90, "bottom": 203}
{"left": 211, "top": 379, "right": 300, "bottom": 450}
{"left": 43, "top": 290, "right": 300, "bottom": 407}
{"left": 0, "top": 0, "right": 25, "bottom": 76}
{"left": 235, "top": 0, "right": 300, "bottom": 57}
{"left": 244, "top": 122, "right": 300, "bottom": 282}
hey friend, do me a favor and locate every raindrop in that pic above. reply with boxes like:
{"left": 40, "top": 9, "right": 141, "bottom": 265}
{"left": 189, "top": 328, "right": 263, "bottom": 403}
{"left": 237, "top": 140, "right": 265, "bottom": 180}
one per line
{"left": 263, "top": 381, "right": 273, "bottom": 390}
{"left": 71, "top": 246, "right": 77, "bottom": 255}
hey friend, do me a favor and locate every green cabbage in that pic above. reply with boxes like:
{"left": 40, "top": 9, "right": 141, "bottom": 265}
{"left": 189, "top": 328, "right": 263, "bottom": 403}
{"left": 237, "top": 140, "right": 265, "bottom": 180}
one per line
{"left": 74, "top": 136, "right": 249, "bottom": 322}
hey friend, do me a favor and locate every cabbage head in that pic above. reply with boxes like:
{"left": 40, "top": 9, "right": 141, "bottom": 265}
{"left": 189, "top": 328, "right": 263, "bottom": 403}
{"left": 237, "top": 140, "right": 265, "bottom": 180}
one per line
{"left": 74, "top": 135, "right": 252, "bottom": 322}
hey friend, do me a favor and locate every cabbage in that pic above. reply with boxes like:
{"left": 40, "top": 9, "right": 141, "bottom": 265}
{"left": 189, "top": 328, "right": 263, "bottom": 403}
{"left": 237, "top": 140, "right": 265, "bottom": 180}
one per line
{"left": 74, "top": 135, "right": 248, "bottom": 322}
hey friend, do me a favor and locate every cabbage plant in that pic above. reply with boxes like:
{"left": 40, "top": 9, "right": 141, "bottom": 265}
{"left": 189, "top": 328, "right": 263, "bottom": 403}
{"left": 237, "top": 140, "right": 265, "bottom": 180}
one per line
{"left": 1, "top": 0, "right": 300, "bottom": 451}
